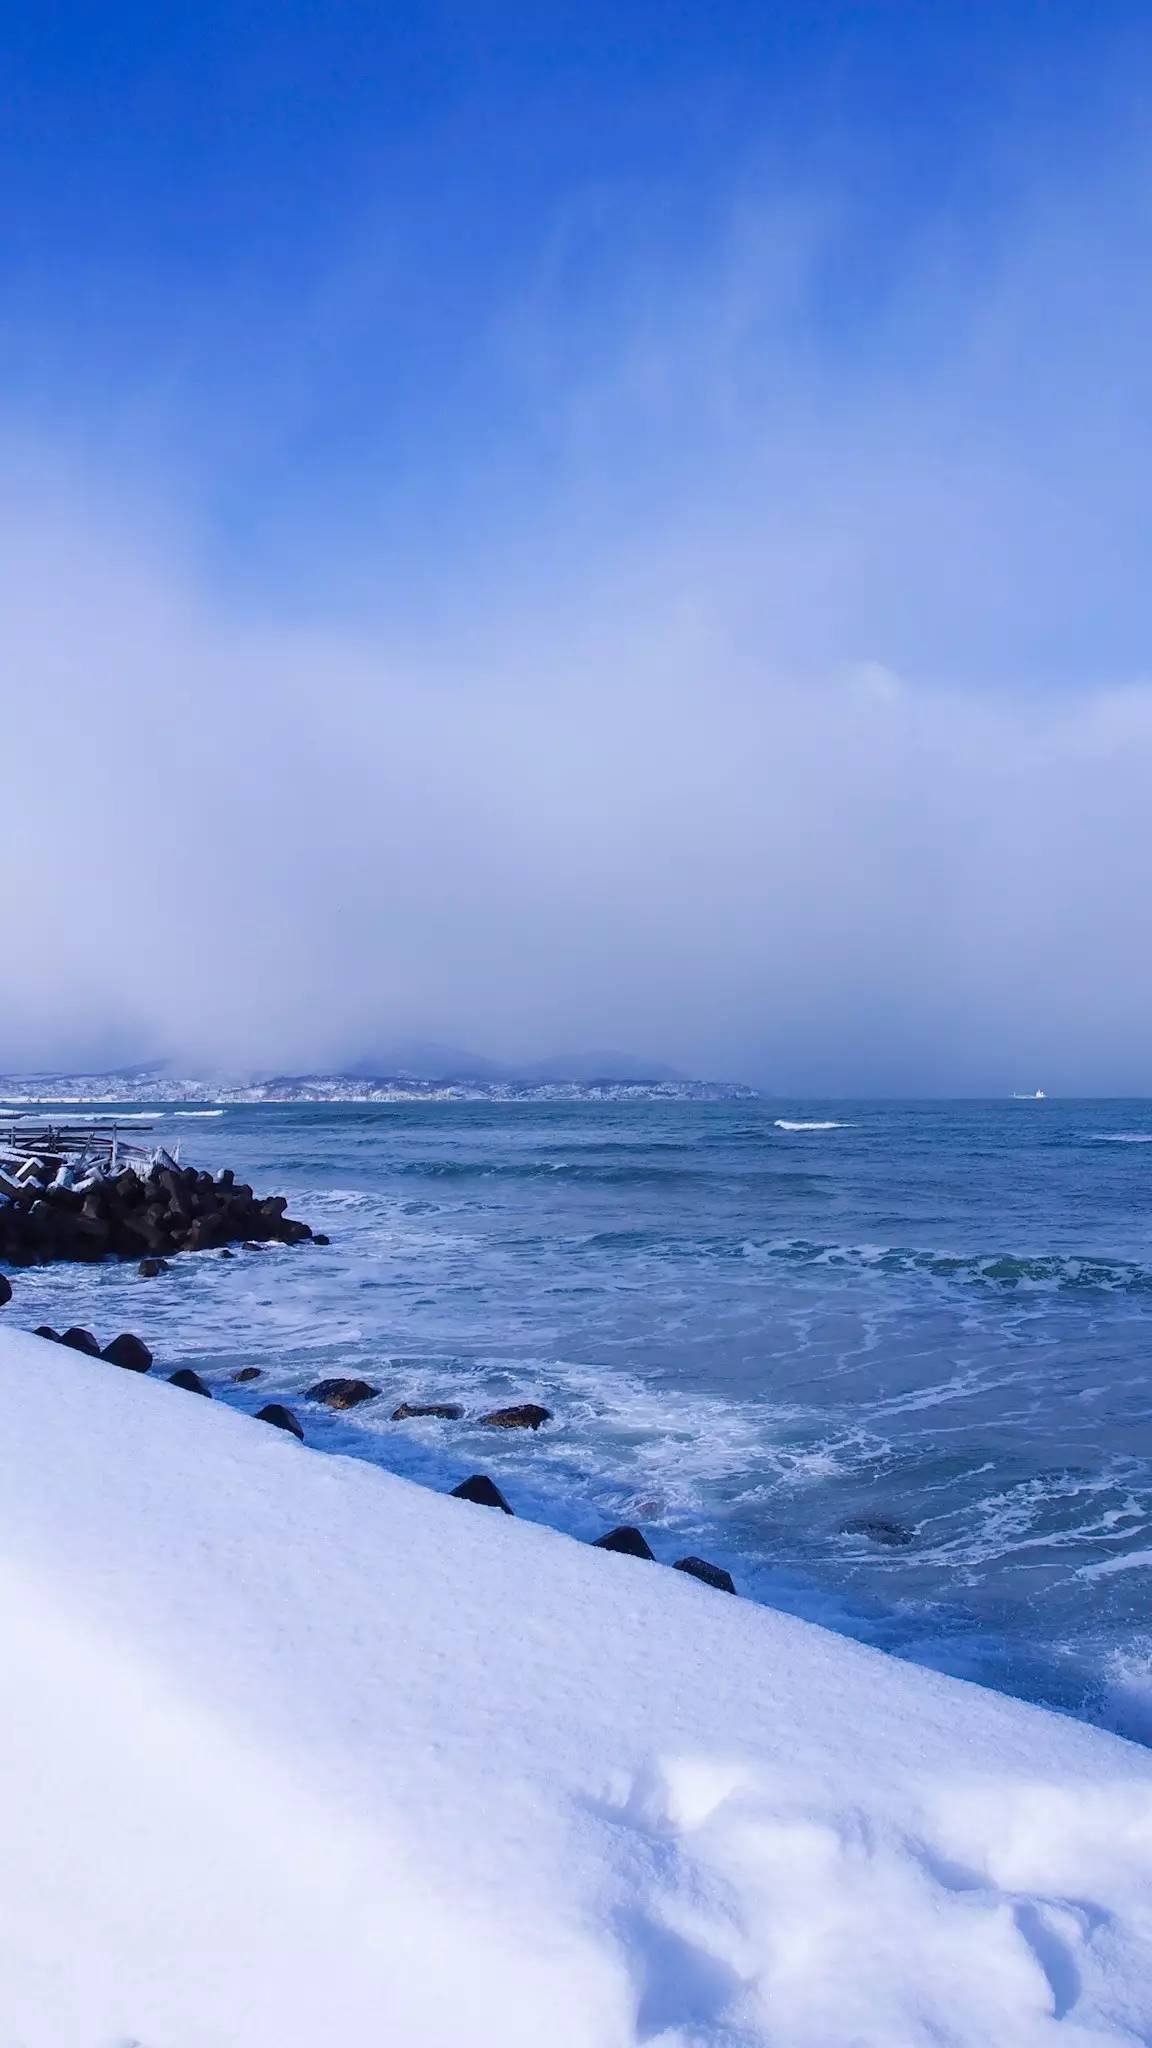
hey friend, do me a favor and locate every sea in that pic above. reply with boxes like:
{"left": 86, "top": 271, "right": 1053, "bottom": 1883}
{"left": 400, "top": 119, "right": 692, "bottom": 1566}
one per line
{"left": 13, "top": 1096, "right": 1152, "bottom": 1739}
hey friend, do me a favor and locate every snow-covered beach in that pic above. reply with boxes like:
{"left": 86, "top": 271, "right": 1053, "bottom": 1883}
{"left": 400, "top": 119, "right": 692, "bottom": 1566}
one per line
{"left": 2, "top": 1315, "right": 1152, "bottom": 2045}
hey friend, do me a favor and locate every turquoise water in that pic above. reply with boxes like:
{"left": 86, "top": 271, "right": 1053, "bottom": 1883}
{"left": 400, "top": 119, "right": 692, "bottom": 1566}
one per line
{"left": 12, "top": 1097, "right": 1152, "bottom": 1735}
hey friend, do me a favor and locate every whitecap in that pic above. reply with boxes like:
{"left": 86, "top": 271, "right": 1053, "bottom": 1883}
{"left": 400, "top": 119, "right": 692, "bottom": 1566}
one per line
{"left": 1078, "top": 1549, "right": 1152, "bottom": 1581}
{"left": 774, "top": 1120, "right": 844, "bottom": 1132}
{"left": 60, "top": 1111, "right": 160, "bottom": 1121}
{"left": 173, "top": 1110, "right": 226, "bottom": 1118}
{"left": 1089, "top": 1132, "right": 1152, "bottom": 1143}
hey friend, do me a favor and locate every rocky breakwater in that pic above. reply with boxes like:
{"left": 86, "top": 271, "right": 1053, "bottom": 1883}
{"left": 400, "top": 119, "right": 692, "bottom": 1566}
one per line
{"left": 0, "top": 1163, "right": 316, "bottom": 1267}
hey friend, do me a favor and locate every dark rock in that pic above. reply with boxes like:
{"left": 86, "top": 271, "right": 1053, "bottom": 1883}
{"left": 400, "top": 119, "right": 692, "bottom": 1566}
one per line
{"left": 451, "top": 1473, "right": 513, "bottom": 1513}
{"left": 101, "top": 1331, "right": 153, "bottom": 1373}
{"left": 0, "top": 1162, "right": 317, "bottom": 1268}
{"left": 257, "top": 1402, "right": 304, "bottom": 1441}
{"left": 34, "top": 1325, "right": 59, "bottom": 1342}
{"left": 479, "top": 1403, "right": 553, "bottom": 1431}
{"left": 138, "top": 1257, "right": 168, "bottom": 1277}
{"left": 61, "top": 1327, "right": 102, "bottom": 1357}
{"left": 0, "top": 1273, "right": 10, "bottom": 1306}
{"left": 841, "top": 1516, "right": 913, "bottom": 1548}
{"left": 312, "top": 1233, "right": 331, "bottom": 1246}
{"left": 169, "top": 1367, "right": 212, "bottom": 1397}
{"left": 242, "top": 1241, "right": 263, "bottom": 1251}
{"left": 674, "top": 1555, "right": 736, "bottom": 1594}
{"left": 392, "top": 1401, "right": 464, "bottom": 1421}
{"left": 593, "top": 1525, "right": 654, "bottom": 1560}
{"left": 305, "top": 1377, "right": 380, "bottom": 1410}
{"left": 184, "top": 1215, "right": 228, "bottom": 1253}
{"left": 219, "top": 1247, "right": 235, "bottom": 1259}
{"left": 232, "top": 1365, "right": 263, "bottom": 1383}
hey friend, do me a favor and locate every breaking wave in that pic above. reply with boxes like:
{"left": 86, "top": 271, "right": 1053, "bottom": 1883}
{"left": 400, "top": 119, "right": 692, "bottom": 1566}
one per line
{"left": 774, "top": 1119, "right": 845, "bottom": 1132}
{"left": 737, "top": 1236, "right": 1152, "bottom": 1293}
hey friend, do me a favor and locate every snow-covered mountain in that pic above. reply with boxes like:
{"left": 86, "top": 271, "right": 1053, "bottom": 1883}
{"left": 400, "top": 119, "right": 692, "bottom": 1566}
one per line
{"left": 0, "top": 1062, "right": 758, "bottom": 1104}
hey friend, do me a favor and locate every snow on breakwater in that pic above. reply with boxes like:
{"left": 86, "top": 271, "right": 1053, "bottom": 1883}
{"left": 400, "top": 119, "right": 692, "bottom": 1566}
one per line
{"left": 2, "top": 1319, "right": 1152, "bottom": 2046}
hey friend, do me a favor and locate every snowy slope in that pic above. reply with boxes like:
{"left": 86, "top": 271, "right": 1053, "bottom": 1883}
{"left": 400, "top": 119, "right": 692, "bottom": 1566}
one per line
{"left": 1, "top": 1322, "right": 1152, "bottom": 2045}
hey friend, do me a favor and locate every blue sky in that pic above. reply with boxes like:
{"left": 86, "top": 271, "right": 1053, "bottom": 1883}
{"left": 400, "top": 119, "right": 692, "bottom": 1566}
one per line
{"left": 4, "top": 0, "right": 1146, "bottom": 628}
{"left": 2, "top": 2, "right": 1151, "bottom": 1084}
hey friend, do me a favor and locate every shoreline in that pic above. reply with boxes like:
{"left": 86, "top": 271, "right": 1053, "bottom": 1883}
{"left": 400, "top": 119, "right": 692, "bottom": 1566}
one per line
{"left": 1, "top": 1313, "right": 1151, "bottom": 2041}
{"left": 7, "top": 1105, "right": 1152, "bottom": 1747}
{"left": 2, "top": 1155, "right": 1142, "bottom": 1744}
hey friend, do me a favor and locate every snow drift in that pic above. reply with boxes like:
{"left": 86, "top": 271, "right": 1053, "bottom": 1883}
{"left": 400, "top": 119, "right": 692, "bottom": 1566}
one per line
{"left": 1, "top": 1320, "right": 1151, "bottom": 2045}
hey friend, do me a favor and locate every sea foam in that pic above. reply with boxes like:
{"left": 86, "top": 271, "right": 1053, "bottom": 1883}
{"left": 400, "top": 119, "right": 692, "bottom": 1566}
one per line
{"left": 774, "top": 1119, "right": 844, "bottom": 1132}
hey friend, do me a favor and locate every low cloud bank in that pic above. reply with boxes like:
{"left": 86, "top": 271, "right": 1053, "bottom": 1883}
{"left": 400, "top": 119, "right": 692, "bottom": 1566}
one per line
{"left": 4, "top": 130, "right": 1151, "bottom": 1092}
{"left": 2, "top": 468, "right": 1150, "bottom": 1094}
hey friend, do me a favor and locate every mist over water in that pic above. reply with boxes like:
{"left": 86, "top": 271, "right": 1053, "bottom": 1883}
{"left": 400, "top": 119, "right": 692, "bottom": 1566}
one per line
{"left": 16, "top": 1094, "right": 1152, "bottom": 1738}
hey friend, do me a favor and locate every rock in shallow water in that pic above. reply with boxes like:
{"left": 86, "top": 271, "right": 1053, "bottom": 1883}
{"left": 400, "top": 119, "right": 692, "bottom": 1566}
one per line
{"left": 256, "top": 1403, "right": 304, "bottom": 1441}
{"left": 451, "top": 1474, "right": 513, "bottom": 1513}
{"left": 61, "top": 1327, "right": 102, "bottom": 1357}
{"left": 169, "top": 1368, "right": 211, "bottom": 1398}
{"left": 138, "top": 1257, "right": 168, "bottom": 1277}
{"left": 479, "top": 1403, "right": 553, "bottom": 1431}
{"left": 392, "top": 1402, "right": 464, "bottom": 1422}
{"left": 101, "top": 1332, "right": 153, "bottom": 1373}
{"left": 593, "top": 1526, "right": 654, "bottom": 1560}
{"left": 306, "top": 1377, "right": 380, "bottom": 1410}
{"left": 232, "top": 1366, "right": 263, "bottom": 1383}
{"left": 0, "top": 1274, "right": 11, "bottom": 1307}
{"left": 841, "top": 1516, "right": 913, "bottom": 1548}
{"left": 674, "top": 1555, "right": 736, "bottom": 1593}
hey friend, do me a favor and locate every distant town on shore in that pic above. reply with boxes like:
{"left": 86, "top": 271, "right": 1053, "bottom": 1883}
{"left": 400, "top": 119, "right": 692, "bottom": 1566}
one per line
{"left": 0, "top": 1061, "right": 760, "bottom": 1107}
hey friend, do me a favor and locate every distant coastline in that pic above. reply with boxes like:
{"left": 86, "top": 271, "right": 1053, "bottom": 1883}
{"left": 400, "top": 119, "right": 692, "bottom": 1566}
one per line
{"left": 0, "top": 1070, "right": 760, "bottom": 1108}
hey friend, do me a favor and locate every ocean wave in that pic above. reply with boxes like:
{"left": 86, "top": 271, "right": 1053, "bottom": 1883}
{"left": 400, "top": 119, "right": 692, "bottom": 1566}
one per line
{"left": 1089, "top": 1132, "right": 1152, "bottom": 1143}
{"left": 395, "top": 1158, "right": 730, "bottom": 1186}
{"left": 1092, "top": 1638, "right": 1152, "bottom": 1745}
{"left": 383, "top": 1161, "right": 831, "bottom": 1203}
{"left": 738, "top": 1236, "right": 1152, "bottom": 1293}
{"left": 543, "top": 1138, "right": 698, "bottom": 1155}
{"left": 59, "top": 1111, "right": 161, "bottom": 1121}
{"left": 173, "top": 1109, "right": 225, "bottom": 1118}
{"left": 774, "top": 1120, "right": 845, "bottom": 1132}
